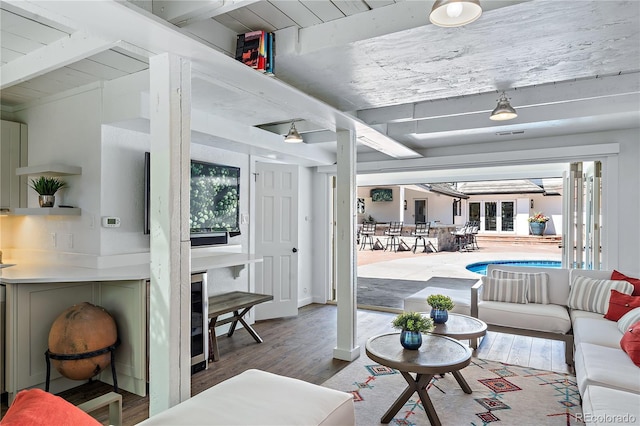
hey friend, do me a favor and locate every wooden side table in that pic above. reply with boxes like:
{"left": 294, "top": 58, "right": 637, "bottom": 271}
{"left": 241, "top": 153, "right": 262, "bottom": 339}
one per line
{"left": 207, "top": 291, "right": 273, "bottom": 362}
{"left": 430, "top": 312, "right": 487, "bottom": 349}
{"left": 365, "top": 332, "right": 472, "bottom": 425}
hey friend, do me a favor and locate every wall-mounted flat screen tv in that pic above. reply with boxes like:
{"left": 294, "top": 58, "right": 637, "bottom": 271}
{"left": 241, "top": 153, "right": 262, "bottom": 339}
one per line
{"left": 144, "top": 153, "right": 240, "bottom": 246}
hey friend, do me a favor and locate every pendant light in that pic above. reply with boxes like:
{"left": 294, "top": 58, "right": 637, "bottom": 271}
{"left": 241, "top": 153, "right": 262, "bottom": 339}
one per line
{"left": 284, "top": 122, "right": 303, "bottom": 143}
{"left": 490, "top": 91, "right": 518, "bottom": 121}
{"left": 429, "top": 0, "right": 482, "bottom": 27}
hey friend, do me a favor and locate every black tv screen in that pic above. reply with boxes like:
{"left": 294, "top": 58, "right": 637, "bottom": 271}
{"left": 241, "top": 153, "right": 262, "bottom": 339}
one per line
{"left": 144, "top": 153, "right": 240, "bottom": 245}
{"left": 189, "top": 160, "right": 240, "bottom": 235}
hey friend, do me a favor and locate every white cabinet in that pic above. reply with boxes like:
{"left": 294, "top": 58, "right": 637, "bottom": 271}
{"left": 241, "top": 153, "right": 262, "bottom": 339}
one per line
{"left": 0, "top": 120, "right": 28, "bottom": 211}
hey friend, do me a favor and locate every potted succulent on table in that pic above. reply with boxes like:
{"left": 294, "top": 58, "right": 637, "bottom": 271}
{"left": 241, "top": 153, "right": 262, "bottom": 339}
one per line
{"left": 29, "top": 176, "right": 67, "bottom": 207}
{"left": 427, "top": 294, "right": 455, "bottom": 324}
{"left": 391, "top": 312, "right": 434, "bottom": 350}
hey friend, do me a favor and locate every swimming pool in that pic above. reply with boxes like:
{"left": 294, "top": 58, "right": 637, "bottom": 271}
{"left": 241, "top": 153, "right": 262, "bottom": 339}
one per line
{"left": 466, "top": 260, "right": 562, "bottom": 275}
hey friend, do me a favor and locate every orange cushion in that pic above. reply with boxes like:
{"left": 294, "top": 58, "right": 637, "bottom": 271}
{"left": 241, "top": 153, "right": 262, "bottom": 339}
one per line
{"left": 612, "top": 270, "right": 640, "bottom": 296}
{"left": 604, "top": 290, "right": 640, "bottom": 321}
{"left": 0, "top": 389, "right": 100, "bottom": 426}
{"left": 620, "top": 320, "right": 640, "bottom": 367}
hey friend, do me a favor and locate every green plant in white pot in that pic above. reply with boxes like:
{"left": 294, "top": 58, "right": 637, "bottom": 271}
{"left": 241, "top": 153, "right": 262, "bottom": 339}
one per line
{"left": 29, "top": 176, "right": 67, "bottom": 208}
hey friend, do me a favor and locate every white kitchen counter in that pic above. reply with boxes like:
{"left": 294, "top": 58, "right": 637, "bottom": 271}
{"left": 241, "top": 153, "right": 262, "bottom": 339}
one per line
{"left": 0, "top": 251, "right": 262, "bottom": 405}
{"left": 0, "top": 253, "right": 261, "bottom": 283}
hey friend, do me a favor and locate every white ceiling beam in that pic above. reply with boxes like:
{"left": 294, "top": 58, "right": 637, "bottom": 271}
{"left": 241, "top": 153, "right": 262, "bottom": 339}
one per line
{"left": 358, "top": 73, "right": 640, "bottom": 125}
{"left": 276, "top": 0, "right": 530, "bottom": 56}
{"left": 385, "top": 92, "right": 640, "bottom": 136}
{"left": 151, "top": 0, "right": 261, "bottom": 26}
{"left": 0, "top": 30, "right": 117, "bottom": 89}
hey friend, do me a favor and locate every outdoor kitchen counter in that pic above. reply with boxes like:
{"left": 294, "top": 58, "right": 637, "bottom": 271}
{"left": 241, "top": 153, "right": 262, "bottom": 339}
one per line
{"left": 358, "top": 223, "right": 458, "bottom": 251}
{"left": 0, "top": 252, "right": 262, "bottom": 405}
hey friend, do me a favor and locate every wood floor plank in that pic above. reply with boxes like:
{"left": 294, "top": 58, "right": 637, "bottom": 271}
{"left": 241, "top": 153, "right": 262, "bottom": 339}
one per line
{"left": 1, "top": 304, "right": 572, "bottom": 425}
{"left": 486, "top": 331, "right": 513, "bottom": 362}
{"left": 506, "top": 334, "right": 533, "bottom": 367}
{"left": 529, "top": 336, "right": 554, "bottom": 371}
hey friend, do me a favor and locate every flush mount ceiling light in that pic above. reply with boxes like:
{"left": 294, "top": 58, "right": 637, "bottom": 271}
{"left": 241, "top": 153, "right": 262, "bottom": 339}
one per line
{"left": 284, "top": 122, "right": 303, "bottom": 143}
{"left": 490, "top": 91, "right": 518, "bottom": 121}
{"left": 429, "top": 0, "right": 482, "bottom": 27}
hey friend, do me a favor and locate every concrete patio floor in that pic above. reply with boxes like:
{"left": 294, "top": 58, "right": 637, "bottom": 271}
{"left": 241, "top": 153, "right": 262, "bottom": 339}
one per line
{"left": 357, "top": 239, "right": 562, "bottom": 281}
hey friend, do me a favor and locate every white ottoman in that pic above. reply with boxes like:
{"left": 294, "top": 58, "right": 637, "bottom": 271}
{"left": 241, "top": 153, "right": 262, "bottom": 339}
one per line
{"left": 138, "top": 369, "right": 355, "bottom": 425}
{"left": 403, "top": 286, "right": 471, "bottom": 315}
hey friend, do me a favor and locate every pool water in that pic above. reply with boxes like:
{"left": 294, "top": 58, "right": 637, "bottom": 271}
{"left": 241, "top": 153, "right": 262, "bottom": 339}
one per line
{"left": 466, "top": 260, "right": 562, "bottom": 275}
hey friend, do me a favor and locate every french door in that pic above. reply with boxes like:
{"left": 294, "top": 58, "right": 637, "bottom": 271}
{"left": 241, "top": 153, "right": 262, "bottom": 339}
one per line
{"left": 563, "top": 161, "right": 602, "bottom": 269}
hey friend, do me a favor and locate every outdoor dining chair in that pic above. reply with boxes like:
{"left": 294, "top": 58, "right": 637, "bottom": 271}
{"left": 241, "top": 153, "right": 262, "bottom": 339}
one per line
{"left": 359, "top": 222, "right": 377, "bottom": 250}
{"left": 411, "top": 222, "right": 431, "bottom": 253}
{"left": 384, "top": 221, "right": 403, "bottom": 252}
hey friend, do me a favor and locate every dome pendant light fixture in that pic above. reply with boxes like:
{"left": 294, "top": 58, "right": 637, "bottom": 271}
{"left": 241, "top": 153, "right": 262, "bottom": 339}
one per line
{"left": 490, "top": 91, "right": 518, "bottom": 121}
{"left": 429, "top": 0, "right": 483, "bottom": 27}
{"left": 284, "top": 122, "right": 303, "bottom": 143}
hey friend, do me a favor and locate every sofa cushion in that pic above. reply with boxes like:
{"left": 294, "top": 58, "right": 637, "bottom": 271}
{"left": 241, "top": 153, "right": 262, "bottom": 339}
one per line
{"left": 487, "top": 265, "right": 570, "bottom": 306}
{"left": 137, "top": 369, "right": 355, "bottom": 426}
{"left": 568, "top": 275, "right": 633, "bottom": 314}
{"left": 480, "top": 276, "right": 528, "bottom": 304}
{"left": 572, "top": 313, "right": 622, "bottom": 349}
{"left": 620, "top": 320, "right": 640, "bottom": 367}
{"left": 604, "top": 290, "right": 640, "bottom": 321}
{"left": 574, "top": 342, "right": 640, "bottom": 395}
{"left": 491, "top": 269, "right": 549, "bottom": 304}
{"left": 1, "top": 388, "right": 101, "bottom": 426}
{"left": 581, "top": 385, "right": 640, "bottom": 426}
{"left": 618, "top": 307, "right": 640, "bottom": 334}
{"left": 477, "top": 300, "right": 571, "bottom": 333}
{"left": 612, "top": 270, "right": 640, "bottom": 296}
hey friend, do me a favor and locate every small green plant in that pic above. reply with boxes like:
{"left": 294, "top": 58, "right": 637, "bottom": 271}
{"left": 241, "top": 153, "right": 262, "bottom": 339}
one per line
{"left": 427, "top": 294, "right": 455, "bottom": 311}
{"left": 391, "top": 312, "right": 434, "bottom": 333}
{"left": 28, "top": 176, "right": 67, "bottom": 195}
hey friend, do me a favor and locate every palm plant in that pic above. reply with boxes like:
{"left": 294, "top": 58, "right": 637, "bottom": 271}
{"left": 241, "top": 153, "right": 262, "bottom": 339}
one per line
{"left": 29, "top": 176, "right": 67, "bottom": 195}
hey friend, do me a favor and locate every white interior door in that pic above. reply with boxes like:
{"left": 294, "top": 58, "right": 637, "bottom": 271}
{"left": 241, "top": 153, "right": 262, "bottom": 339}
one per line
{"left": 254, "top": 162, "right": 299, "bottom": 320}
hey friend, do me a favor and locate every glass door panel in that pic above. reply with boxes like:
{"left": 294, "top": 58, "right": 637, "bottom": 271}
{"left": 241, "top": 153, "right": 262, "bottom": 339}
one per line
{"left": 485, "top": 202, "right": 497, "bottom": 231}
{"left": 469, "top": 202, "right": 480, "bottom": 223}
{"left": 501, "top": 201, "right": 514, "bottom": 231}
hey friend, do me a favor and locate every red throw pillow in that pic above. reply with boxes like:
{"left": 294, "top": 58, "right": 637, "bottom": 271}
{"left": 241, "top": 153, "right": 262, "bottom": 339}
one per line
{"left": 612, "top": 270, "right": 640, "bottom": 296}
{"left": 0, "top": 388, "right": 100, "bottom": 426}
{"left": 620, "top": 320, "right": 640, "bottom": 367}
{"left": 604, "top": 290, "right": 640, "bottom": 321}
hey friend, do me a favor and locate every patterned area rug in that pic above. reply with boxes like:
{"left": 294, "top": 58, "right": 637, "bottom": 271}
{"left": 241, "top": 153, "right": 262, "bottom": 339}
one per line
{"left": 322, "top": 355, "right": 582, "bottom": 425}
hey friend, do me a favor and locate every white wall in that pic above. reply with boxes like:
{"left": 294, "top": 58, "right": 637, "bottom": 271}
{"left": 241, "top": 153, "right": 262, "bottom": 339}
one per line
{"left": 7, "top": 88, "right": 102, "bottom": 257}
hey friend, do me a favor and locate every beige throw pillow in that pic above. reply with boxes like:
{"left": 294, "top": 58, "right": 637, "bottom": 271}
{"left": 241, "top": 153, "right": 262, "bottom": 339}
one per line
{"left": 618, "top": 307, "right": 640, "bottom": 334}
{"left": 568, "top": 275, "right": 634, "bottom": 314}
{"left": 481, "top": 276, "right": 528, "bottom": 304}
{"left": 491, "top": 269, "right": 549, "bottom": 304}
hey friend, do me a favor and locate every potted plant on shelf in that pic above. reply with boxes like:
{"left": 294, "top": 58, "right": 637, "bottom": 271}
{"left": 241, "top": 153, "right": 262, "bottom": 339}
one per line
{"left": 29, "top": 176, "right": 67, "bottom": 208}
{"left": 391, "top": 312, "right": 434, "bottom": 350}
{"left": 527, "top": 212, "right": 550, "bottom": 236}
{"left": 427, "top": 294, "right": 455, "bottom": 324}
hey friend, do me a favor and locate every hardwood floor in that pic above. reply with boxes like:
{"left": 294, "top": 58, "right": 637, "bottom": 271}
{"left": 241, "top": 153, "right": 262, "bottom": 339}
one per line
{"left": 1, "top": 304, "right": 570, "bottom": 425}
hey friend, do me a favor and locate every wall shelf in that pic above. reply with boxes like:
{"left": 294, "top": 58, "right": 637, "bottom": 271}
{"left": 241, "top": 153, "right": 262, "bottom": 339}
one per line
{"left": 12, "top": 207, "right": 81, "bottom": 216}
{"left": 16, "top": 164, "right": 82, "bottom": 176}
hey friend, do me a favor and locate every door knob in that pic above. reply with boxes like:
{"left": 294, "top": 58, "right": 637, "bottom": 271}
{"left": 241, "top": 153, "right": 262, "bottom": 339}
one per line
{"left": 292, "top": 248, "right": 298, "bottom": 253}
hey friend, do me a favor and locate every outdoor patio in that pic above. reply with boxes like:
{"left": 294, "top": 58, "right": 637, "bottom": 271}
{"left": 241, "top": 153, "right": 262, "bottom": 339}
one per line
{"left": 356, "top": 238, "right": 562, "bottom": 311}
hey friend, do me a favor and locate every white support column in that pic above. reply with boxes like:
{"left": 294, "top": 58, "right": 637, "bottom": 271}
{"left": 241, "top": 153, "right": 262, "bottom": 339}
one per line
{"left": 148, "top": 53, "right": 192, "bottom": 415}
{"left": 333, "top": 129, "right": 360, "bottom": 361}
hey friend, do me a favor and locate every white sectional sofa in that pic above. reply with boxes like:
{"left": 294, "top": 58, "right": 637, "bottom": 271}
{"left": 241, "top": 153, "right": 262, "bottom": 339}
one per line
{"left": 471, "top": 265, "right": 640, "bottom": 425}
